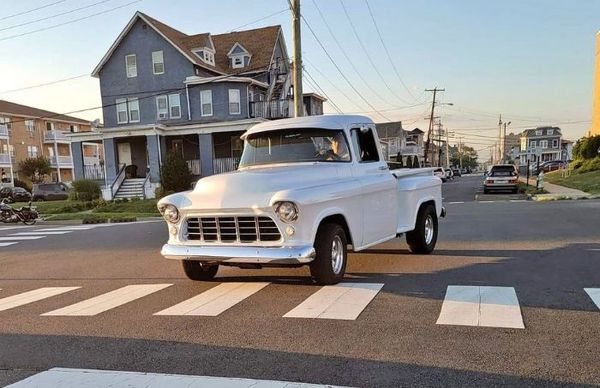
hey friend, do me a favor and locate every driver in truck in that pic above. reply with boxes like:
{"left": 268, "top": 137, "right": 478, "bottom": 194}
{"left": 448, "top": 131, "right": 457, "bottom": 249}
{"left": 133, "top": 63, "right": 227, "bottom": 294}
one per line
{"left": 326, "top": 132, "right": 350, "bottom": 161}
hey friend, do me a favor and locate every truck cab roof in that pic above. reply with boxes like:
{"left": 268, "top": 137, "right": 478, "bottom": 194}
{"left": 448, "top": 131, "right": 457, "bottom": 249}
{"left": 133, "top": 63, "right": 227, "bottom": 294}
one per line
{"left": 242, "top": 115, "right": 374, "bottom": 139}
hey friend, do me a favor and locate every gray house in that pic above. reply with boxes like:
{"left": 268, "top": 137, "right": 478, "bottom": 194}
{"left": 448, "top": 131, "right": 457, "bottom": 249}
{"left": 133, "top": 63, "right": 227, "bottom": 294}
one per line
{"left": 518, "top": 126, "right": 563, "bottom": 165}
{"left": 70, "top": 11, "right": 324, "bottom": 199}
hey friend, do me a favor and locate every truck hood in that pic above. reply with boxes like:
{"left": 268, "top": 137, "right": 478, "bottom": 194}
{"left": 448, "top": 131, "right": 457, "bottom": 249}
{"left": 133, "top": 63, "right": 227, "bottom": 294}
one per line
{"left": 180, "top": 164, "right": 349, "bottom": 211}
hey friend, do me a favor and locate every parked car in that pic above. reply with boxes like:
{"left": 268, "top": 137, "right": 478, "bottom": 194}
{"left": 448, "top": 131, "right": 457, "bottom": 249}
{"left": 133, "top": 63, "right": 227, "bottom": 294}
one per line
{"left": 543, "top": 160, "right": 566, "bottom": 172}
{"left": 158, "top": 115, "right": 446, "bottom": 284}
{"left": 452, "top": 168, "right": 462, "bottom": 177}
{"left": 32, "top": 182, "right": 70, "bottom": 201}
{"left": 0, "top": 186, "right": 32, "bottom": 203}
{"left": 445, "top": 168, "right": 454, "bottom": 180}
{"left": 433, "top": 167, "right": 447, "bottom": 182}
{"left": 484, "top": 164, "right": 519, "bottom": 194}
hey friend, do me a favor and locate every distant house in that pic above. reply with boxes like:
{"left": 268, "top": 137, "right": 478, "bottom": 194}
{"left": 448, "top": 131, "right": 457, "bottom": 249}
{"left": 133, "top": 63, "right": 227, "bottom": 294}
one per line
{"left": 561, "top": 139, "right": 574, "bottom": 161}
{"left": 374, "top": 123, "right": 424, "bottom": 164}
{"left": 518, "top": 126, "right": 563, "bottom": 164}
{"left": 69, "top": 11, "right": 324, "bottom": 199}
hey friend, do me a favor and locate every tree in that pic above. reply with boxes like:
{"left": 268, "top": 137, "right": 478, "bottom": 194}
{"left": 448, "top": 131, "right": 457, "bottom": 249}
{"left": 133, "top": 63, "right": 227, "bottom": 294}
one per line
{"left": 405, "top": 155, "right": 413, "bottom": 168}
{"left": 160, "top": 152, "right": 193, "bottom": 193}
{"left": 413, "top": 156, "right": 420, "bottom": 168}
{"left": 18, "top": 156, "right": 52, "bottom": 183}
{"left": 449, "top": 144, "right": 478, "bottom": 169}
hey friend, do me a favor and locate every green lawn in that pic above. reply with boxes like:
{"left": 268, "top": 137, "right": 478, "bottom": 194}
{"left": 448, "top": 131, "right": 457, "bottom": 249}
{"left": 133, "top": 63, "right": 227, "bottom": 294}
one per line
{"left": 11, "top": 199, "right": 161, "bottom": 220}
{"left": 545, "top": 170, "right": 600, "bottom": 194}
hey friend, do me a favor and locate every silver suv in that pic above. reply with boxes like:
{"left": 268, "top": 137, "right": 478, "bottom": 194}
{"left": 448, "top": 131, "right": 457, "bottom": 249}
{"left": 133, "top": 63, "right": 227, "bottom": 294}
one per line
{"left": 484, "top": 164, "right": 519, "bottom": 194}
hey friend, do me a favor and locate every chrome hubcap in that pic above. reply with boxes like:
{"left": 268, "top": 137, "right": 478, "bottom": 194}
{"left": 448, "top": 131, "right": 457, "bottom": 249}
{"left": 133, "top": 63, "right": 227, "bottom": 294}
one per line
{"left": 331, "top": 235, "right": 344, "bottom": 275}
{"left": 424, "top": 215, "right": 434, "bottom": 245}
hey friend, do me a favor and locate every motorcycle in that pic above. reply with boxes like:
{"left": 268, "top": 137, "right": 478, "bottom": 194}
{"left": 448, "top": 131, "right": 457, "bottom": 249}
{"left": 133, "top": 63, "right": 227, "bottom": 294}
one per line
{"left": 0, "top": 198, "right": 39, "bottom": 225}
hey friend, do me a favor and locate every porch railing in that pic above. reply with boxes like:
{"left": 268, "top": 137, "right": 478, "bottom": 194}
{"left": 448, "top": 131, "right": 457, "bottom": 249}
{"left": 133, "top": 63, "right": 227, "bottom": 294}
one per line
{"left": 84, "top": 156, "right": 100, "bottom": 166}
{"left": 186, "top": 159, "right": 201, "bottom": 176}
{"left": 50, "top": 155, "right": 73, "bottom": 167}
{"left": 44, "top": 130, "right": 69, "bottom": 142}
{"left": 0, "top": 153, "right": 11, "bottom": 165}
{"left": 83, "top": 164, "right": 105, "bottom": 181}
{"left": 249, "top": 99, "right": 293, "bottom": 120}
{"left": 110, "top": 163, "right": 127, "bottom": 199}
{"left": 213, "top": 157, "right": 239, "bottom": 174}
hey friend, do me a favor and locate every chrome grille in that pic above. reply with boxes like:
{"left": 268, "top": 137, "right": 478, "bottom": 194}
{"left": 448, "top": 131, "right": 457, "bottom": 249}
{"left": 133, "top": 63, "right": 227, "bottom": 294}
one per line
{"left": 186, "top": 216, "right": 281, "bottom": 243}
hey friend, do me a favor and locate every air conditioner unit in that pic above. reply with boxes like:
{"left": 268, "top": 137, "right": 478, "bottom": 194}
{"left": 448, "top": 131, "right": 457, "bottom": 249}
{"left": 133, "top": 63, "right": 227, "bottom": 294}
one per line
{"left": 158, "top": 112, "right": 168, "bottom": 120}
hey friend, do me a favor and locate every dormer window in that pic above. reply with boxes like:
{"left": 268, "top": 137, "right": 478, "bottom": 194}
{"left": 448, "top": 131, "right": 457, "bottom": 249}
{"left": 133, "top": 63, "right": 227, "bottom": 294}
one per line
{"left": 535, "top": 130, "right": 543, "bottom": 136}
{"left": 192, "top": 48, "right": 215, "bottom": 66}
{"left": 232, "top": 55, "right": 244, "bottom": 68}
{"left": 204, "top": 51, "right": 214, "bottom": 66}
{"left": 228, "top": 42, "right": 250, "bottom": 69}
{"left": 547, "top": 129, "right": 554, "bottom": 135}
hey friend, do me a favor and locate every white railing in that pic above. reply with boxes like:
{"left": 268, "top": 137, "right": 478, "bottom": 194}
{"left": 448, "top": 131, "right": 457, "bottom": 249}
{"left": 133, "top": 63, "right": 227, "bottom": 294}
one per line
{"left": 50, "top": 155, "right": 73, "bottom": 167}
{"left": 44, "top": 130, "right": 69, "bottom": 142}
{"left": 0, "top": 153, "right": 11, "bottom": 165}
{"left": 0, "top": 124, "right": 8, "bottom": 138}
{"left": 401, "top": 145, "right": 421, "bottom": 155}
{"left": 213, "top": 157, "right": 239, "bottom": 174}
{"left": 84, "top": 164, "right": 105, "bottom": 180}
{"left": 186, "top": 159, "right": 201, "bottom": 175}
{"left": 84, "top": 156, "right": 100, "bottom": 166}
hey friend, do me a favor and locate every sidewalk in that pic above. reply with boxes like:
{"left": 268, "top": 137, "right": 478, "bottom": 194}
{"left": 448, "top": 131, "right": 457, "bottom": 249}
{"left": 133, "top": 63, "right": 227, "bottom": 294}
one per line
{"left": 519, "top": 176, "right": 590, "bottom": 200}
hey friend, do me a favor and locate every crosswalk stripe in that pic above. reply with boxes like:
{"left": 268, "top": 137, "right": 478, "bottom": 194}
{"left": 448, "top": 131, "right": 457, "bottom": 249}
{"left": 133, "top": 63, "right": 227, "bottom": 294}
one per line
{"left": 584, "top": 288, "right": 600, "bottom": 309}
{"left": 0, "top": 287, "right": 80, "bottom": 312}
{"left": 155, "top": 282, "right": 269, "bottom": 316}
{"left": 7, "top": 367, "right": 349, "bottom": 387}
{"left": 0, "top": 242, "right": 18, "bottom": 247}
{"left": 42, "top": 284, "right": 172, "bottom": 316}
{"left": 436, "top": 286, "right": 524, "bottom": 329}
{"left": 0, "top": 236, "right": 45, "bottom": 241}
{"left": 36, "top": 226, "right": 95, "bottom": 231}
{"left": 10, "top": 231, "right": 72, "bottom": 236}
{"left": 283, "top": 283, "right": 384, "bottom": 320}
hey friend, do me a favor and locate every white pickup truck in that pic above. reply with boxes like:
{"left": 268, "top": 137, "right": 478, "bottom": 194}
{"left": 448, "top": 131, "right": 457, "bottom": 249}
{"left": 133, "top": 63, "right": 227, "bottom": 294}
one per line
{"left": 158, "top": 115, "right": 445, "bottom": 284}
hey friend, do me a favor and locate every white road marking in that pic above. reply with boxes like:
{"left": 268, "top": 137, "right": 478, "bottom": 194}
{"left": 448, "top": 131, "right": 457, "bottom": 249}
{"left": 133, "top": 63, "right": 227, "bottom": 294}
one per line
{"left": 0, "top": 226, "right": 35, "bottom": 231}
{"left": 0, "top": 236, "right": 45, "bottom": 241}
{"left": 437, "top": 286, "right": 524, "bottom": 329}
{"left": 0, "top": 242, "right": 18, "bottom": 247}
{"left": 448, "top": 201, "right": 465, "bottom": 204}
{"left": 584, "top": 288, "right": 600, "bottom": 310}
{"left": 283, "top": 283, "right": 384, "bottom": 320}
{"left": 36, "top": 226, "right": 95, "bottom": 231}
{"left": 479, "top": 201, "right": 495, "bottom": 203}
{"left": 510, "top": 200, "right": 527, "bottom": 203}
{"left": 7, "top": 367, "right": 349, "bottom": 387}
{"left": 42, "top": 284, "right": 172, "bottom": 316}
{"left": 155, "top": 282, "right": 269, "bottom": 316}
{"left": 10, "top": 231, "right": 72, "bottom": 236}
{"left": 0, "top": 287, "right": 80, "bottom": 312}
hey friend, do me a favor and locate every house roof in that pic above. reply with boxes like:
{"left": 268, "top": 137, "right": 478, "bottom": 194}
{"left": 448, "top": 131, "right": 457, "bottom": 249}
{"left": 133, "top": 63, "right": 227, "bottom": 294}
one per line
{"left": 521, "top": 126, "right": 562, "bottom": 137}
{"left": 92, "top": 11, "right": 282, "bottom": 77}
{"left": 0, "top": 100, "right": 90, "bottom": 124}
{"left": 407, "top": 128, "right": 424, "bottom": 135}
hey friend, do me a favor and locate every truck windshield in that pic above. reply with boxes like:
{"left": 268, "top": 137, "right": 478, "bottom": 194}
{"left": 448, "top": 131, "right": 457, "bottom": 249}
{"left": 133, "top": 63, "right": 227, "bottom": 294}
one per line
{"left": 239, "top": 128, "right": 351, "bottom": 168}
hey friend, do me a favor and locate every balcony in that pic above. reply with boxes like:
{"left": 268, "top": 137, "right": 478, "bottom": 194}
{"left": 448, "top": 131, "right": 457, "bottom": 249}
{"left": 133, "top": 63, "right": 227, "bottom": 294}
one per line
{"left": 400, "top": 145, "right": 422, "bottom": 155}
{"left": 0, "top": 124, "right": 8, "bottom": 139}
{"left": 49, "top": 155, "right": 73, "bottom": 168}
{"left": 249, "top": 99, "right": 292, "bottom": 120}
{"left": 84, "top": 156, "right": 101, "bottom": 166}
{"left": 0, "top": 153, "right": 11, "bottom": 166}
{"left": 44, "top": 130, "right": 70, "bottom": 143}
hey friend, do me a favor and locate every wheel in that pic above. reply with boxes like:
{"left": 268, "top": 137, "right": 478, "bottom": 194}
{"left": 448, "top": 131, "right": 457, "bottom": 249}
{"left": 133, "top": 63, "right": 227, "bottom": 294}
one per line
{"left": 406, "top": 204, "right": 438, "bottom": 254}
{"left": 181, "top": 261, "right": 219, "bottom": 281}
{"left": 34, "top": 196, "right": 45, "bottom": 202}
{"left": 22, "top": 219, "right": 36, "bottom": 225}
{"left": 310, "top": 223, "right": 347, "bottom": 285}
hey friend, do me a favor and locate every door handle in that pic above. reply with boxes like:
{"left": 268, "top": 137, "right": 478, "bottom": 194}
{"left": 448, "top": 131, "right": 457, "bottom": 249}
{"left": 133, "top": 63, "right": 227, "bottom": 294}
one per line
{"left": 378, "top": 166, "right": 388, "bottom": 171}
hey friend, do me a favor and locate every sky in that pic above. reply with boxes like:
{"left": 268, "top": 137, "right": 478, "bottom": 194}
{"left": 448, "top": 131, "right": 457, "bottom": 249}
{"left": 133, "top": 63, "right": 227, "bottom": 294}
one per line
{"left": 0, "top": 0, "right": 599, "bottom": 160}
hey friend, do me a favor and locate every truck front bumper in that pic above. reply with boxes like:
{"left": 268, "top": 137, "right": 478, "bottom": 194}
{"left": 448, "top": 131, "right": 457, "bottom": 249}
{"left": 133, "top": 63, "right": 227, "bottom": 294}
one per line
{"left": 161, "top": 244, "right": 316, "bottom": 265}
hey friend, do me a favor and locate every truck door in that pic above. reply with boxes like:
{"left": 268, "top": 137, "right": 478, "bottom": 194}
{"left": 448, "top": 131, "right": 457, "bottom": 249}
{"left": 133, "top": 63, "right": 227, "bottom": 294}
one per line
{"left": 350, "top": 127, "right": 397, "bottom": 247}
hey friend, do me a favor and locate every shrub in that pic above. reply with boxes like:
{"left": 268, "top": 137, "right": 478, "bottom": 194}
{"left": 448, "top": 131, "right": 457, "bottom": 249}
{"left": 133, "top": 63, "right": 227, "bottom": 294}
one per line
{"left": 70, "top": 179, "right": 101, "bottom": 201}
{"left": 13, "top": 179, "right": 32, "bottom": 192}
{"left": 160, "top": 152, "right": 192, "bottom": 193}
{"left": 578, "top": 157, "right": 600, "bottom": 173}
{"left": 405, "top": 156, "right": 413, "bottom": 168}
{"left": 18, "top": 156, "right": 52, "bottom": 183}
{"left": 573, "top": 135, "right": 600, "bottom": 160}
{"left": 155, "top": 186, "right": 174, "bottom": 199}
{"left": 413, "top": 156, "right": 421, "bottom": 168}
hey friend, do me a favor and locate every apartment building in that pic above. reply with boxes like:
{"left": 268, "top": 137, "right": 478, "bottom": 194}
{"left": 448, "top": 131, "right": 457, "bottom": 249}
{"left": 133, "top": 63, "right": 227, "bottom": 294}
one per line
{"left": 0, "top": 100, "right": 93, "bottom": 186}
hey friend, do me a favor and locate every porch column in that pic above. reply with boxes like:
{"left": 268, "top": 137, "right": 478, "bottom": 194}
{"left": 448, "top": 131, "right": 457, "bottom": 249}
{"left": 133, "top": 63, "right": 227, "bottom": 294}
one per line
{"left": 70, "top": 141, "right": 84, "bottom": 180}
{"left": 146, "top": 134, "right": 161, "bottom": 183}
{"left": 104, "top": 138, "right": 117, "bottom": 184}
{"left": 159, "top": 136, "right": 167, "bottom": 161}
{"left": 198, "top": 133, "right": 214, "bottom": 176}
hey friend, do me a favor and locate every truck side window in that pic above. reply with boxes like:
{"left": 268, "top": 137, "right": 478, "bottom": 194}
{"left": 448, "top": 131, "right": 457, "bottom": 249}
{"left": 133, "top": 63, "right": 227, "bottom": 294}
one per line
{"left": 351, "top": 128, "right": 380, "bottom": 162}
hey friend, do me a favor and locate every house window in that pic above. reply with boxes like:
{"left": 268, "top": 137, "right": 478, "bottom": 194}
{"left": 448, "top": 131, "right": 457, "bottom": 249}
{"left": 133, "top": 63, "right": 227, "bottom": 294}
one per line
{"left": 228, "top": 89, "right": 241, "bottom": 115}
{"left": 116, "top": 98, "right": 128, "bottom": 124}
{"left": 169, "top": 93, "right": 181, "bottom": 119}
{"left": 8, "top": 145, "right": 14, "bottom": 157}
{"left": 152, "top": 51, "right": 164, "bottom": 74}
{"left": 553, "top": 139, "right": 559, "bottom": 148}
{"left": 156, "top": 96, "right": 168, "bottom": 119}
{"left": 535, "top": 130, "right": 542, "bottom": 136}
{"left": 125, "top": 54, "right": 137, "bottom": 78}
{"left": 27, "top": 145, "right": 38, "bottom": 157}
{"left": 70, "top": 124, "right": 79, "bottom": 133}
{"left": 547, "top": 129, "right": 554, "bottom": 135}
{"left": 46, "top": 122, "right": 55, "bottom": 131}
{"left": 351, "top": 128, "right": 379, "bottom": 162}
{"left": 0, "top": 117, "right": 11, "bottom": 130}
{"left": 530, "top": 140, "right": 536, "bottom": 148}
{"left": 25, "top": 120, "right": 35, "bottom": 133}
{"left": 200, "top": 90, "right": 213, "bottom": 116}
{"left": 540, "top": 140, "right": 548, "bottom": 148}
{"left": 232, "top": 55, "right": 244, "bottom": 68}
{"left": 204, "top": 51, "right": 214, "bottom": 66}
{"left": 127, "top": 98, "right": 140, "bottom": 123}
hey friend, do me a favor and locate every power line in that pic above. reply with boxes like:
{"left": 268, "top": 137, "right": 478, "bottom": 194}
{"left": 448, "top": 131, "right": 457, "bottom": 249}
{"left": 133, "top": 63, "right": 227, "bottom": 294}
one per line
{"left": 0, "top": 74, "right": 89, "bottom": 94}
{"left": 303, "top": 69, "right": 343, "bottom": 114}
{"left": 310, "top": 0, "right": 392, "bottom": 107}
{"left": 0, "top": 0, "right": 142, "bottom": 42}
{"left": 0, "top": 0, "right": 67, "bottom": 22}
{"left": 363, "top": 0, "right": 419, "bottom": 102}
{"left": 0, "top": 0, "right": 113, "bottom": 33}
{"left": 338, "top": 0, "right": 411, "bottom": 105}
{"left": 227, "top": 8, "right": 289, "bottom": 32}
{"left": 300, "top": 14, "right": 392, "bottom": 121}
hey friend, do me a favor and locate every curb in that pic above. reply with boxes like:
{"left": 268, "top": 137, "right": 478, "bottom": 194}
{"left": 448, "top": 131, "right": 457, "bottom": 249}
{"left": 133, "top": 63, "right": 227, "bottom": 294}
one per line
{"left": 531, "top": 193, "right": 599, "bottom": 201}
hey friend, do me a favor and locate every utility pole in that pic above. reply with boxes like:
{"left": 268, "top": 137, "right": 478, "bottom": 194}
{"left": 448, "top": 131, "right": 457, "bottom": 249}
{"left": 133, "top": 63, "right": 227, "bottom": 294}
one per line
{"left": 436, "top": 121, "right": 443, "bottom": 167}
{"left": 446, "top": 129, "right": 451, "bottom": 168}
{"left": 497, "top": 114, "right": 503, "bottom": 164}
{"left": 424, "top": 87, "right": 444, "bottom": 165}
{"left": 502, "top": 121, "right": 511, "bottom": 163}
{"left": 291, "top": 0, "right": 303, "bottom": 117}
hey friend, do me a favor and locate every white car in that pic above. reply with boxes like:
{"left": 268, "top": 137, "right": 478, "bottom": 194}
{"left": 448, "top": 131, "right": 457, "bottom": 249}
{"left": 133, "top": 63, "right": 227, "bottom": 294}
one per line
{"left": 158, "top": 115, "right": 445, "bottom": 284}
{"left": 433, "top": 167, "right": 447, "bottom": 182}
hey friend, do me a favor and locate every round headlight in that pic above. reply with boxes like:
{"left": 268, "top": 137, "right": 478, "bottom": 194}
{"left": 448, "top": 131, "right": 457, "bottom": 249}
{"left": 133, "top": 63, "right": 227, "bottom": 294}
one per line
{"left": 275, "top": 201, "right": 298, "bottom": 223}
{"left": 159, "top": 204, "right": 179, "bottom": 223}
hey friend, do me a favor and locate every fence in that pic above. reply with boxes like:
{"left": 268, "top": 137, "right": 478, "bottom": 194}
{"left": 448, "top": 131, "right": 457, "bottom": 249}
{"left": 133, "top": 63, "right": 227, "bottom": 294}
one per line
{"left": 84, "top": 164, "right": 105, "bottom": 181}
{"left": 213, "top": 157, "right": 239, "bottom": 174}
{"left": 186, "top": 159, "right": 201, "bottom": 176}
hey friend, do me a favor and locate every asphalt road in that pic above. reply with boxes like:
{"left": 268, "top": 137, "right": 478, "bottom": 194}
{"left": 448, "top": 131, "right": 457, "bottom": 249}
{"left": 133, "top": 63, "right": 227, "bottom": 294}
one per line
{"left": 1, "top": 181, "right": 599, "bottom": 387}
